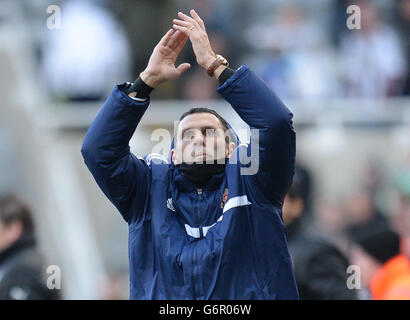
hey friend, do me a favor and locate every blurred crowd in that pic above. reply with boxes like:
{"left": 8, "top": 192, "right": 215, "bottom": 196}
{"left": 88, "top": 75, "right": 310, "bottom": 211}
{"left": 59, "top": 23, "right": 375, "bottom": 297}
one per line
{"left": 36, "top": 0, "right": 410, "bottom": 102}
{"left": 283, "top": 157, "right": 410, "bottom": 299}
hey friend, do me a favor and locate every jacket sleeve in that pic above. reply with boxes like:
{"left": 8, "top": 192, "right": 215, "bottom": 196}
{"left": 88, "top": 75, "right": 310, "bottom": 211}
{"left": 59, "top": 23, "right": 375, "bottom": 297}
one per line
{"left": 217, "top": 65, "right": 296, "bottom": 205}
{"left": 81, "top": 83, "right": 151, "bottom": 224}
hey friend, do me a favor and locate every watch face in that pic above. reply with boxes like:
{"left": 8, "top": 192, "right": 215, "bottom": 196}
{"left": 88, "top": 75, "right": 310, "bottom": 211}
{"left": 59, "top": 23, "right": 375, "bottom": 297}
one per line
{"left": 217, "top": 55, "right": 228, "bottom": 65}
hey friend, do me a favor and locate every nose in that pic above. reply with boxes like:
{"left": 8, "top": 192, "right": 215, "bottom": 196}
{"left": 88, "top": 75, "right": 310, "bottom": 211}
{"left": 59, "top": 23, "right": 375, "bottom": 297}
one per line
{"left": 192, "top": 131, "right": 206, "bottom": 146}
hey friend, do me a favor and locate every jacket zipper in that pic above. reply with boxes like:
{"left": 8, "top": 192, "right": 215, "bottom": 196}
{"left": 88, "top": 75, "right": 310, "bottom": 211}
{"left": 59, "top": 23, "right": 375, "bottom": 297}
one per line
{"left": 196, "top": 188, "right": 203, "bottom": 234}
{"left": 192, "top": 188, "right": 203, "bottom": 299}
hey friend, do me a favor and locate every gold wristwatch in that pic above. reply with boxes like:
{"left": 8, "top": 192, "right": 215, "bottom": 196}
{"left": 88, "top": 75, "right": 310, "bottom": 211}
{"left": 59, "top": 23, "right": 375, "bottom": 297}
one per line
{"left": 207, "top": 54, "right": 229, "bottom": 77}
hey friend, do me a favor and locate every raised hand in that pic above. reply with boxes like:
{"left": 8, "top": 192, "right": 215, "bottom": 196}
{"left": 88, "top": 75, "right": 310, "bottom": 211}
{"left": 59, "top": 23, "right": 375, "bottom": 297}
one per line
{"left": 172, "top": 10, "right": 217, "bottom": 70}
{"left": 140, "top": 29, "right": 191, "bottom": 88}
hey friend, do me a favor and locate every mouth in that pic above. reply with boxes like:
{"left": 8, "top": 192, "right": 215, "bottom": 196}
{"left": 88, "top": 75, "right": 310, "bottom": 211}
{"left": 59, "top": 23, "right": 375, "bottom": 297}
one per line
{"left": 192, "top": 153, "right": 213, "bottom": 162}
{"left": 194, "top": 153, "right": 207, "bottom": 158}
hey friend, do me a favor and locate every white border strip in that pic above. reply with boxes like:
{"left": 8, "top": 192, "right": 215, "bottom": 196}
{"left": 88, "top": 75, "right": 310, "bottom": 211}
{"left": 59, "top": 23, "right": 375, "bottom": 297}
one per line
{"left": 184, "top": 224, "right": 201, "bottom": 238}
{"left": 184, "top": 195, "right": 251, "bottom": 239}
{"left": 222, "top": 195, "right": 251, "bottom": 214}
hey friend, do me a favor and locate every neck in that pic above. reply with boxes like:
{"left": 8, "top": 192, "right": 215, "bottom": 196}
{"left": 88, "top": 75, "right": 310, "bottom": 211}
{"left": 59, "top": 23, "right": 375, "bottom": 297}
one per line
{"left": 176, "top": 158, "right": 228, "bottom": 188}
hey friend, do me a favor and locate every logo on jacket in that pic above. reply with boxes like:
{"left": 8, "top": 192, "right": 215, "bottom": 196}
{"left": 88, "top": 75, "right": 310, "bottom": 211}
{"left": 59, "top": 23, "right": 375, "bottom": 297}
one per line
{"left": 220, "top": 188, "right": 229, "bottom": 209}
{"left": 167, "top": 198, "right": 176, "bottom": 212}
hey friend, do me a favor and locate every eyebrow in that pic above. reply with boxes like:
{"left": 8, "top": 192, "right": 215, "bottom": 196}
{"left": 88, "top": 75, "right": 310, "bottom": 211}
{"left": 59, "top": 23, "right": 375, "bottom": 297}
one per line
{"left": 181, "top": 125, "right": 219, "bottom": 137}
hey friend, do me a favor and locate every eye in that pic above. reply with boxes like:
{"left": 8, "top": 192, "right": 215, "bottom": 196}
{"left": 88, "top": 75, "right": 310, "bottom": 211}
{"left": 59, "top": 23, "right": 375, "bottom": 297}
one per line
{"left": 205, "top": 128, "right": 216, "bottom": 136}
{"left": 182, "top": 130, "right": 196, "bottom": 141}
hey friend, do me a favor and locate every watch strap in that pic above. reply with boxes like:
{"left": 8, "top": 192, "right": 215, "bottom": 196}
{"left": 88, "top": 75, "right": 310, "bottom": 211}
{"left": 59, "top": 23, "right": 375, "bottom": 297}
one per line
{"left": 207, "top": 55, "right": 229, "bottom": 77}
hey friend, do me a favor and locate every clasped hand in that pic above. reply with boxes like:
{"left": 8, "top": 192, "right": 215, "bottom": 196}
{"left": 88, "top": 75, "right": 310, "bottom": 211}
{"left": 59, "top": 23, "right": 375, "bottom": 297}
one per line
{"left": 140, "top": 9, "right": 219, "bottom": 88}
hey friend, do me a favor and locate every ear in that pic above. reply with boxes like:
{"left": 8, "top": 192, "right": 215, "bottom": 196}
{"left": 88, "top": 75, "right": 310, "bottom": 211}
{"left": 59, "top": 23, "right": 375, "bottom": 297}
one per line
{"left": 226, "top": 142, "right": 236, "bottom": 158}
{"left": 6, "top": 221, "right": 23, "bottom": 244}
{"left": 293, "top": 198, "right": 304, "bottom": 218}
{"left": 171, "top": 148, "right": 178, "bottom": 164}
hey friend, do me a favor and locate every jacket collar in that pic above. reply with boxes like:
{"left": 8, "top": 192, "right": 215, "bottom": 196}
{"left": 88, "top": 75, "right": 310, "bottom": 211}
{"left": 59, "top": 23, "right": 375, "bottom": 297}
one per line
{"left": 172, "top": 166, "right": 225, "bottom": 193}
{"left": 0, "top": 234, "right": 36, "bottom": 265}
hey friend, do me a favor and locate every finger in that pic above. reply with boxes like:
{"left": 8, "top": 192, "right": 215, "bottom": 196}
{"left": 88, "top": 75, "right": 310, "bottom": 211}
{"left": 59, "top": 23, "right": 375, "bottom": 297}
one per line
{"left": 159, "top": 29, "right": 175, "bottom": 47}
{"left": 176, "top": 63, "right": 191, "bottom": 75}
{"left": 173, "top": 19, "right": 197, "bottom": 34}
{"left": 173, "top": 24, "right": 189, "bottom": 36}
{"left": 172, "top": 30, "right": 188, "bottom": 47}
{"left": 190, "top": 9, "right": 205, "bottom": 30}
{"left": 173, "top": 19, "right": 192, "bottom": 28}
{"left": 167, "top": 30, "right": 185, "bottom": 49}
{"left": 177, "top": 11, "right": 201, "bottom": 29}
{"left": 173, "top": 33, "right": 189, "bottom": 55}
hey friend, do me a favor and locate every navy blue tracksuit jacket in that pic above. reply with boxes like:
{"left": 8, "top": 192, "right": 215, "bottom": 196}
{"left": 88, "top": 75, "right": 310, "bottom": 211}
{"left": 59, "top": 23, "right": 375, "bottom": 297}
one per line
{"left": 81, "top": 65, "right": 299, "bottom": 299}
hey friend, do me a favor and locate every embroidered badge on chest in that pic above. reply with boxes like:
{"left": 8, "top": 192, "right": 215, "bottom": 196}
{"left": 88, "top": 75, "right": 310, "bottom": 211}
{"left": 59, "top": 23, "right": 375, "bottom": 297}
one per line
{"left": 167, "top": 197, "right": 176, "bottom": 212}
{"left": 220, "top": 188, "right": 229, "bottom": 209}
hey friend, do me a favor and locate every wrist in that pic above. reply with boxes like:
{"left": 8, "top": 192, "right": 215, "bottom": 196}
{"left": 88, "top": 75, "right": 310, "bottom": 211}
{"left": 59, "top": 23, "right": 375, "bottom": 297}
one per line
{"left": 200, "top": 53, "right": 217, "bottom": 70}
{"left": 213, "top": 65, "right": 228, "bottom": 80}
{"left": 203, "top": 54, "right": 229, "bottom": 80}
{"left": 140, "top": 70, "right": 161, "bottom": 88}
{"left": 127, "top": 76, "right": 154, "bottom": 98}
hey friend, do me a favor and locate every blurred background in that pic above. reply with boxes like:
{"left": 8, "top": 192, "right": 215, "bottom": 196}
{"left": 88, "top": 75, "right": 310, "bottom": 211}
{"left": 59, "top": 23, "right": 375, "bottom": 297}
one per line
{"left": 0, "top": 0, "right": 409, "bottom": 299}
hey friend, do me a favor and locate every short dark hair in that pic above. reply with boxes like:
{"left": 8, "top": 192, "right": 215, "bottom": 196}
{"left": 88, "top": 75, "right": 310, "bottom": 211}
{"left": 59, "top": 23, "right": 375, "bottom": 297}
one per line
{"left": 287, "top": 165, "right": 312, "bottom": 203}
{"left": 351, "top": 227, "right": 401, "bottom": 264}
{"left": 177, "top": 107, "right": 236, "bottom": 144}
{"left": 0, "top": 193, "right": 34, "bottom": 236}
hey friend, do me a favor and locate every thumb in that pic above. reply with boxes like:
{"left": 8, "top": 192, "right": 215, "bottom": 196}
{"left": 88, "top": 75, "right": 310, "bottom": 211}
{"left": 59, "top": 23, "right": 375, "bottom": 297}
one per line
{"left": 176, "top": 63, "right": 191, "bottom": 75}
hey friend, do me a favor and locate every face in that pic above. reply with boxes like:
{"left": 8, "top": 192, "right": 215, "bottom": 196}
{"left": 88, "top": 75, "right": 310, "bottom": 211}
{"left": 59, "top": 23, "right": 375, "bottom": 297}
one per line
{"left": 283, "top": 195, "right": 304, "bottom": 226}
{"left": 0, "top": 220, "right": 22, "bottom": 251}
{"left": 172, "top": 113, "right": 235, "bottom": 165}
